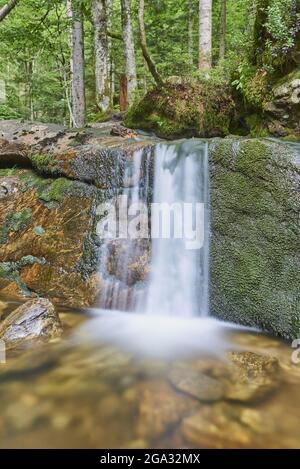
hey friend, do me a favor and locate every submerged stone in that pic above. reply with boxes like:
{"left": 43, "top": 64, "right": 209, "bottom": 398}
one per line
{"left": 225, "top": 352, "right": 281, "bottom": 402}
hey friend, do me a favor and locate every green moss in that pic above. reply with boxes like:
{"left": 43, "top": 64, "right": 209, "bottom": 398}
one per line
{"left": 125, "top": 81, "right": 235, "bottom": 139}
{"left": 9, "top": 208, "right": 32, "bottom": 232}
{"left": 38, "top": 178, "right": 72, "bottom": 204}
{"left": 0, "top": 256, "right": 45, "bottom": 297}
{"left": 31, "top": 153, "right": 52, "bottom": 173}
{"left": 210, "top": 137, "right": 300, "bottom": 339}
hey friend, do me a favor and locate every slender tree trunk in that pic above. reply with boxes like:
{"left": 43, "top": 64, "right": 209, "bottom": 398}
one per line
{"left": 0, "top": 0, "right": 19, "bottom": 22}
{"left": 66, "top": 0, "right": 76, "bottom": 126}
{"left": 71, "top": 0, "right": 86, "bottom": 127}
{"left": 107, "top": 0, "right": 113, "bottom": 107}
{"left": 138, "top": 0, "right": 163, "bottom": 86}
{"left": 188, "top": 0, "right": 194, "bottom": 65}
{"left": 219, "top": 0, "right": 226, "bottom": 61}
{"left": 198, "top": 0, "right": 212, "bottom": 70}
{"left": 92, "top": 0, "right": 110, "bottom": 113}
{"left": 121, "top": 0, "right": 137, "bottom": 107}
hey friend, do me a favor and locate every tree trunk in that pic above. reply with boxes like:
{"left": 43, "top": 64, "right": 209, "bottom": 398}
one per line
{"left": 219, "top": 0, "right": 226, "bottom": 61}
{"left": 188, "top": 0, "right": 194, "bottom": 65}
{"left": 66, "top": 0, "right": 76, "bottom": 127}
{"left": 0, "top": 0, "right": 19, "bottom": 22}
{"left": 198, "top": 0, "right": 212, "bottom": 70}
{"left": 119, "top": 74, "right": 128, "bottom": 112}
{"left": 138, "top": 0, "right": 163, "bottom": 86}
{"left": 71, "top": 0, "right": 86, "bottom": 127}
{"left": 92, "top": 0, "right": 110, "bottom": 113}
{"left": 121, "top": 0, "right": 137, "bottom": 107}
{"left": 107, "top": 0, "right": 114, "bottom": 107}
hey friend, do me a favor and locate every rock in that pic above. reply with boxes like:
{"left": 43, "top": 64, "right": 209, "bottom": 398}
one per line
{"left": 210, "top": 137, "right": 300, "bottom": 339}
{"left": 110, "top": 124, "right": 137, "bottom": 139}
{"left": 264, "top": 69, "right": 300, "bottom": 138}
{"left": 0, "top": 177, "right": 22, "bottom": 199}
{"left": 0, "top": 141, "right": 31, "bottom": 168}
{"left": 124, "top": 81, "right": 236, "bottom": 139}
{"left": 182, "top": 403, "right": 263, "bottom": 448}
{"left": 225, "top": 352, "right": 281, "bottom": 402}
{"left": 168, "top": 363, "right": 225, "bottom": 402}
{"left": 0, "top": 298, "right": 62, "bottom": 349}
{"left": 0, "top": 170, "right": 101, "bottom": 307}
{"left": 137, "top": 380, "right": 198, "bottom": 439}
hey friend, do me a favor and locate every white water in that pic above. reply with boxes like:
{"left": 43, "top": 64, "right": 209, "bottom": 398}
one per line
{"left": 144, "top": 140, "right": 210, "bottom": 317}
{"left": 77, "top": 140, "right": 252, "bottom": 358}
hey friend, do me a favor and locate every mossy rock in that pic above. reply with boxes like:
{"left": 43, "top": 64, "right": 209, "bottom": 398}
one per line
{"left": 210, "top": 137, "right": 300, "bottom": 339}
{"left": 125, "top": 81, "right": 236, "bottom": 139}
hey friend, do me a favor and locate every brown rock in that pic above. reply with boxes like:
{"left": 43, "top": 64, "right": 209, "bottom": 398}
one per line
{"left": 0, "top": 298, "right": 62, "bottom": 349}
{"left": 168, "top": 363, "right": 225, "bottom": 402}
{"left": 137, "top": 380, "right": 198, "bottom": 439}
{"left": 225, "top": 352, "right": 281, "bottom": 402}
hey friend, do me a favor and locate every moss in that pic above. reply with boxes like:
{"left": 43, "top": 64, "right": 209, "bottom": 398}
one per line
{"left": 210, "top": 138, "right": 300, "bottom": 339}
{"left": 31, "top": 154, "right": 52, "bottom": 173}
{"left": 38, "top": 178, "right": 72, "bottom": 204}
{"left": 9, "top": 208, "right": 32, "bottom": 232}
{"left": 0, "top": 256, "right": 45, "bottom": 297}
{"left": 125, "top": 81, "right": 235, "bottom": 139}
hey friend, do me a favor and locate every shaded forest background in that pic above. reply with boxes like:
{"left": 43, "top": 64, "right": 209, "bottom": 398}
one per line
{"left": 0, "top": 0, "right": 299, "bottom": 128}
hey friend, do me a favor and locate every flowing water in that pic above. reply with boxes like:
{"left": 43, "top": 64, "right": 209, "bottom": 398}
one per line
{"left": 0, "top": 140, "right": 299, "bottom": 448}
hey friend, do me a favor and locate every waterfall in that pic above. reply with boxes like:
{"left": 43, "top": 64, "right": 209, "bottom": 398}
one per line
{"left": 97, "top": 147, "right": 152, "bottom": 311}
{"left": 144, "top": 140, "right": 210, "bottom": 317}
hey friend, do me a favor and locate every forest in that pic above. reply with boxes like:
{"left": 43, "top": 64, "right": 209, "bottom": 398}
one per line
{"left": 0, "top": 0, "right": 299, "bottom": 139}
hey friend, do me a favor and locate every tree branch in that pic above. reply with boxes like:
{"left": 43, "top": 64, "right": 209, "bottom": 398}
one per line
{"left": 0, "top": 0, "right": 20, "bottom": 22}
{"left": 138, "top": 0, "right": 164, "bottom": 87}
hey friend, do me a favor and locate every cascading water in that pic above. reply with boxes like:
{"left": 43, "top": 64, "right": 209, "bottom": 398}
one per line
{"left": 144, "top": 140, "right": 210, "bottom": 317}
{"left": 81, "top": 139, "right": 238, "bottom": 358}
{"left": 97, "top": 147, "right": 152, "bottom": 311}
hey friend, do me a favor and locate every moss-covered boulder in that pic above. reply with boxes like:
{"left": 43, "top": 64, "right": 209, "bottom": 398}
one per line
{"left": 124, "top": 81, "right": 236, "bottom": 139}
{"left": 210, "top": 137, "right": 300, "bottom": 339}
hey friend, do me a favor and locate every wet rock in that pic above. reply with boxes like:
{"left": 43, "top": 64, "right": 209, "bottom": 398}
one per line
{"left": 137, "top": 380, "right": 198, "bottom": 439}
{"left": 225, "top": 352, "right": 281, "bottom": 402}
{"left": 0, "top": 171, "right": 101, "bottom": 307}
{"left": 168, "top": 363, "right": 225, "bottom": 402}
{"left": 0, "top": 298, "right": 63, "bottom": 349}
{"left": 182, "top": 403, "right": 260, "bottom": 448}
{"left": 0, "top": 177, "right": 22, "bottom": 199}
{"left": 210, "top": 137, "right": 300, "bottom": 339}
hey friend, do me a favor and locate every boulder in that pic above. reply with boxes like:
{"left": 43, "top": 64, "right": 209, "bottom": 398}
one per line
{"left": 264, "top": 69, "right": 300, "bottom": 138}
{"left": 0, "top": 298, "right": 62, "bottom": 349}
{"left": 210, "top": 137, "right": 300, "bottom": 339}
{"left": 124, "top": 80, "right": 236, "bottom": 139}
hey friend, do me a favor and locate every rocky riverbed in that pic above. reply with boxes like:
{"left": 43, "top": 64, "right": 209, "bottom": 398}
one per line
{"left": 0, "top": 295, "right": 299, "bottom": 449}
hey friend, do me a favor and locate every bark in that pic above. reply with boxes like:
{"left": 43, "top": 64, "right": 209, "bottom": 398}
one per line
{"left": 107, "top": 0, "right": 113, "bottom": 107}
{"left": 71, "top": 0, "right": 86, "bottom": 127}
{"left": 198, "top": 0, "right": 212, "bottom": 70}
{"left": 188, "top": 0, "right": 194, "bottom": 65}
{"left": 0, "top": 0, "right": 19, "bottom": 22}
{"left": 121, "top": 0, "right": 137, "bottom": 107}
{"left": 219, "top": 0, "right": 226, "bottom": 61}
{"left": 66, "top": 0, "right": 76, "bottom": 126}
{"left": 119, "top": 74, "right": 128, "bottom": 112}
{"left": 92, "top": 0, "right": 111, "bottom": 113}
{"left": 138, "top": 0, "right": 163, "bottom": 86}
